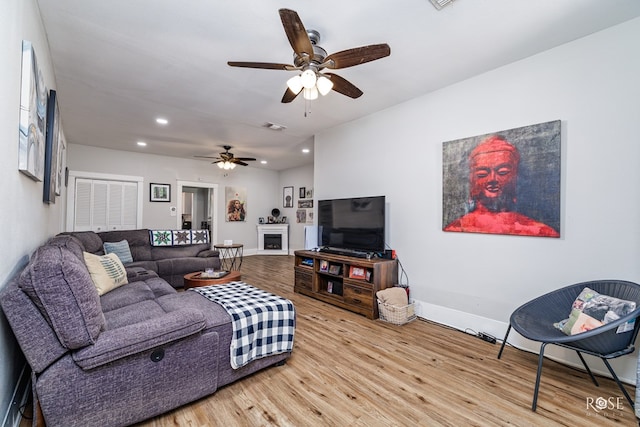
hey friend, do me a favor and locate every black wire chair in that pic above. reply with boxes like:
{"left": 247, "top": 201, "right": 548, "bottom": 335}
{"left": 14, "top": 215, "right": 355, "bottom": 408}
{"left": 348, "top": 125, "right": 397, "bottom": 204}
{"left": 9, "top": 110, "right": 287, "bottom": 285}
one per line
{"left": 497, "top": 280, "right": 640, "bottom": 411}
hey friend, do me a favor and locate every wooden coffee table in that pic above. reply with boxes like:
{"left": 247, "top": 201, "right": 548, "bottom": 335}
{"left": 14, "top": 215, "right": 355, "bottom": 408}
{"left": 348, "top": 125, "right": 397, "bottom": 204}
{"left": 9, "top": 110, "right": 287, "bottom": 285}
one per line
{"left": 183, "top": 270, "right": 241, "bottom": 289}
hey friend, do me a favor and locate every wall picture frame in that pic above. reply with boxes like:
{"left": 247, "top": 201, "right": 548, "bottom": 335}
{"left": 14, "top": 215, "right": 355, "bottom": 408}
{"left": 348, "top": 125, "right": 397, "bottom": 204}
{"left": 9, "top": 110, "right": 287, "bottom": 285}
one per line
{"left": 442, "top": 120, "right": 561, "bottom": 238}
{"left": 299, "top": 187, "right": 306, "bottom": 198}
{"left": 283, "top": 186, "right": 293, "bottom": 208}
{"left": 43, "top": 89, "right": 60, "bottom": 203}
{"left": 150, "top": 183, "right": 171, "bottom": 202}
{"left": 18, "top": 40, "right": 48, "bottom": 182}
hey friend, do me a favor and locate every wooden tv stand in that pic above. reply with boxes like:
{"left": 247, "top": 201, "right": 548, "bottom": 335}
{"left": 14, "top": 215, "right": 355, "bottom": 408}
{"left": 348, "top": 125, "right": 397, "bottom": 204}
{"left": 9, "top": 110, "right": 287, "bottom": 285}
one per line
{"left": 294, "top": 250, "right": 398, "bottom": 319}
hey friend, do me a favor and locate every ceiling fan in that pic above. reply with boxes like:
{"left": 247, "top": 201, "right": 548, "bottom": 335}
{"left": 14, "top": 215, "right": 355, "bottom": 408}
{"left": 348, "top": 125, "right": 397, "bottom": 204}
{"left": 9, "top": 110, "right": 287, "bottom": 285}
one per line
{"left": 195, "top": 145, "right": 256, "bottom": 169}
{"left": 227, "top": 8, "right": 390, "bottom": 103}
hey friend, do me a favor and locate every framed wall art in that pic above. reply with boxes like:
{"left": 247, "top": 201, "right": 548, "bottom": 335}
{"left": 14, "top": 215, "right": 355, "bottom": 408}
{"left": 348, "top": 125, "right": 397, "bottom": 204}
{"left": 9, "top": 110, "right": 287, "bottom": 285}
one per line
{"left": 43, "top": 89, "right": 60, "bottom": 203}
{"left": 299, "top": 187, "right": 306, "bottom": 198}
{"left": 150, "top": 183, "right": 171, "bottom": 202}
{"left": 226, "top": 186, "right": 247, "bottom": 222}
{"left": 442, "top": 120, "right": 561, "bottom": 238}
{"left": 18, "top": 40, "right": 48, "bottom": 181}
{"left": 283, "top": 186, "right": 293, "bottom": 208}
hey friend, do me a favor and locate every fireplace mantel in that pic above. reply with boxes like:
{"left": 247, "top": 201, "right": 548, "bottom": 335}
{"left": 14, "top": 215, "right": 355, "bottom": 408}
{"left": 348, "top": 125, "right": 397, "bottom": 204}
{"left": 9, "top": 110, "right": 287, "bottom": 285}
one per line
{"left": 257, "top": 224, "right": 289, "bottom": 255}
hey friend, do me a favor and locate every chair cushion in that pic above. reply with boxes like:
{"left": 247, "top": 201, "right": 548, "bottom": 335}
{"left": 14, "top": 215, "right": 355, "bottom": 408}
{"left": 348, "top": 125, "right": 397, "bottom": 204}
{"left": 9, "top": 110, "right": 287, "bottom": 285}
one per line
{"left": 554, "top": 287, "right": 636, "bottom": 335}
{"left": 84, "top": 252, "right": 129, "bottom": 296}
{"left": 103, "top": 240, "right": 134, "bottom": 264}
{"left": 19, "top": 245, "right": 104, "bottom": 349}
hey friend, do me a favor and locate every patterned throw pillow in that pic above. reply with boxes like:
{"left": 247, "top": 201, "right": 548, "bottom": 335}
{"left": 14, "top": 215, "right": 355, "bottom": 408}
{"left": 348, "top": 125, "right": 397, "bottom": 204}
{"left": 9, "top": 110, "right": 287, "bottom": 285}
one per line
{"left": 554, "top": 287, "right": 636, "bottom": 335}
{"left": 83, "top": 252, "right": 128, "bottom": 295}
{"left": 103, "top": 240, "right": 133, "bottom": 264}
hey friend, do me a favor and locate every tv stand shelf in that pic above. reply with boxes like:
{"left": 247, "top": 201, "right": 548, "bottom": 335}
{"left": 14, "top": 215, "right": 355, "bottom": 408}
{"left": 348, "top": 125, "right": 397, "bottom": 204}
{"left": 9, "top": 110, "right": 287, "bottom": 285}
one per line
{"left": 294, "top": 250, "right": 398, "bottom": 319}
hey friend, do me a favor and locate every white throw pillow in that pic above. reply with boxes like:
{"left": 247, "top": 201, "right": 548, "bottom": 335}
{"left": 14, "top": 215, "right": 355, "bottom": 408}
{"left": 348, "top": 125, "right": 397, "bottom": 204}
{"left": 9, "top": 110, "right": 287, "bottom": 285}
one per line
{"left": 83, "top": 252, "right": 128, "bottom": 295}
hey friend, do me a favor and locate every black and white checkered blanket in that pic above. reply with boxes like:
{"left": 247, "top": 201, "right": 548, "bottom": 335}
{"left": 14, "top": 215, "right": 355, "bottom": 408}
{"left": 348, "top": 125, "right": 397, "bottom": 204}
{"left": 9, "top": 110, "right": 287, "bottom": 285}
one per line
{"left": 190, "top": 282, "right": 295, "bottom": 369}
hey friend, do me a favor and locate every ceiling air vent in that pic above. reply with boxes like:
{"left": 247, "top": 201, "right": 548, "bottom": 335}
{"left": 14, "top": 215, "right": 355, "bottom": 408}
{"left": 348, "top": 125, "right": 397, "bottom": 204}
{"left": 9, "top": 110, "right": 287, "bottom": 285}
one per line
{"left": 263, "top": 122, "right": 286, "bottom": 131}
{"left": 429, "top": 0, "right": 457, "bottom": 10}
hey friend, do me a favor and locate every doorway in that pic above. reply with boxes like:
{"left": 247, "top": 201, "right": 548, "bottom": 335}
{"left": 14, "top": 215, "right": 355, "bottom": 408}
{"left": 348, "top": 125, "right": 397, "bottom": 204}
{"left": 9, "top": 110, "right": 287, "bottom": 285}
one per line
{"left": 176, "top": 181, "right": 218, "bottom": 246}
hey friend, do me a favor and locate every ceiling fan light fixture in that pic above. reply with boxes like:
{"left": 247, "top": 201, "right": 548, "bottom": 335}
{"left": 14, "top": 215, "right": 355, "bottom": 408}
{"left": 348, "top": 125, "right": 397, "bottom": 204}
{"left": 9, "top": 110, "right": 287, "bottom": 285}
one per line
{"left": 286, "top": 75, "right": 303, "bottom": 94}
{"left": 316, "top": 75, "right": 333, "bottom": 96}
{"left": 300, "top": 69, "right": 317, "bottom": 89}
{"left": 303, "top": 86, "right": 318, "bottom": 100}
{"left": 217, "top": 161, "right": 236, "bottom": 170}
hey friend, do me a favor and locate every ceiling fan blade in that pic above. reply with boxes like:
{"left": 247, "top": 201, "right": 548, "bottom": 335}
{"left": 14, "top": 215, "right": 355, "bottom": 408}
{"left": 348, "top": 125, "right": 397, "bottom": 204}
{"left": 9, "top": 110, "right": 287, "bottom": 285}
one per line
{"left": 281, "top": 87, "right": 301, "bottom": 103}
{"left": 195, "top": 155, "right": 222, "bottom": 160}
{"left": 324, "top": 44, "right": 391, "bottom": 69}
{"left": 235, "top": 157, "right": 257, "bottom": 161}
{"left": 279, "top": 9, "right": 314, "bottom": 59}
{"left": 325, "top": 73, "right": 363, "bottom": 99}
{"left": 227, "top": 61, "right": 294, "bottom": 70}
{"left": 233, "top": 160, "right": 249, "bottom": 166}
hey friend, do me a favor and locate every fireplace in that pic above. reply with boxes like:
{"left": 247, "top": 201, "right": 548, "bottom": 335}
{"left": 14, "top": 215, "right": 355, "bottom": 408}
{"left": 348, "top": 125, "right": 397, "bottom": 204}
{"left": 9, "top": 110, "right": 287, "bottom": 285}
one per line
{"left": 264, "top": 234, "right": 282, "bottom": 250}
{"left": 257, "top": 224, "right": 289, "bottom": 255}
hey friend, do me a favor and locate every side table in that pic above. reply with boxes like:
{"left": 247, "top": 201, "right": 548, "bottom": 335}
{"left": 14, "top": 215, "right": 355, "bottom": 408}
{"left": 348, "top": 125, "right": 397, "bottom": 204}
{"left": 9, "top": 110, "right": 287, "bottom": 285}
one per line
{"left": 214, "top": 243, "right": 244, "bottom": 271}
{"left": 183, "top": 270, "right": 242, "bottom": 289}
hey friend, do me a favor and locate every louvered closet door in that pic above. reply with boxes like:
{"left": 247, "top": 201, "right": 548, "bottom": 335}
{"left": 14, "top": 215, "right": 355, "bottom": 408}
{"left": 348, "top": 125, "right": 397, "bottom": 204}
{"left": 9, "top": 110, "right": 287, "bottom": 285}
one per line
{"left": 73, "top": 179, "right": 138, "bottom": 231}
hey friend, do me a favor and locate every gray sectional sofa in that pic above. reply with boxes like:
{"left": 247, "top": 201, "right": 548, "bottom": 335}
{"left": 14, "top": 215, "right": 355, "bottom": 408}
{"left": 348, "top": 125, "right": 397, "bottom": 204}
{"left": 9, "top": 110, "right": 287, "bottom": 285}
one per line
{"left": 0, "top": 234, "right": 293, "bottom": 427}
{"left": 62, "top": 229, "right": 221, "bottom": 287}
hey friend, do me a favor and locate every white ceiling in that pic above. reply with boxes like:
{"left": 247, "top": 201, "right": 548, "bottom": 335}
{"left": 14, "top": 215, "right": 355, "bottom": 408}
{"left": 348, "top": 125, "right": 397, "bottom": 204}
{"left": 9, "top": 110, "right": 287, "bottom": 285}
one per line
{"left": 36, "top": 0, "right": 640, "bottom": 171}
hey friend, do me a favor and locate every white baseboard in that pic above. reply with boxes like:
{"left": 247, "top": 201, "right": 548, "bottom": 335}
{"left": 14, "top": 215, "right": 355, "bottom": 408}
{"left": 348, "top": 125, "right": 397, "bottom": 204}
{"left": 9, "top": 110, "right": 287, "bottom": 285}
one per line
{"left": 2, "top": 365, "right": 30, "bottom": 427}
{"left": 414, "top": 299, "right": 638, "bottom": 385}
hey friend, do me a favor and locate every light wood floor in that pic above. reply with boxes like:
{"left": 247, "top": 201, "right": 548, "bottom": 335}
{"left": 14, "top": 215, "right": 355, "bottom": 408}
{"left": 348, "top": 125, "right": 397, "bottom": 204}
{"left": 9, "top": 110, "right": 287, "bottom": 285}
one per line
{"left": 22, "top": 255, "right": 638, "bottom": 426}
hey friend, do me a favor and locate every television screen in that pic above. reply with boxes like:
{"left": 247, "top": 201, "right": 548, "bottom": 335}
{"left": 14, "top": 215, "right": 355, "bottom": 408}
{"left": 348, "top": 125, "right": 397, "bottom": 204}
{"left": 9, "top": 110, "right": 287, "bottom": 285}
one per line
{"left": 317, "top": 196, "right": 385, "bottom": 253}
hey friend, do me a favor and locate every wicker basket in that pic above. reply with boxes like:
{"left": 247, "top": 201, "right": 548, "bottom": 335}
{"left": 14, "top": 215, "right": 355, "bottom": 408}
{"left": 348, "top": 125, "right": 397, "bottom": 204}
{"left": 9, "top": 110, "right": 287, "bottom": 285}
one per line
{"left": 377, "top": 300, "right": 416, "bottom": 325}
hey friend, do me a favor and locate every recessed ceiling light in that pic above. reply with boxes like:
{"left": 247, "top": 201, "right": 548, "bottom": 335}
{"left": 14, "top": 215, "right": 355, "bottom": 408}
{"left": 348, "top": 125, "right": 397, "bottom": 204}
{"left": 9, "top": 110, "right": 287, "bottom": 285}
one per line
{"left": 156, "top": 117, "right": 168, "bottom": 125}
{"left": 260, "top": 160, "right": 268, "bottom": 164}
{"left": 137, "top": 141, "right": 147, "bottom": 147}
{"left": 302, "top": 148, "right": 310, "bottom": 153}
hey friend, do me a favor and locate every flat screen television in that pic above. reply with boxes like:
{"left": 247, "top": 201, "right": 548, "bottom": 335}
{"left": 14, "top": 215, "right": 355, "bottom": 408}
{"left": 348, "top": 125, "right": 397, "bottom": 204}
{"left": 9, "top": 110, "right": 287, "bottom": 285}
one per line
{"left": 317, "top": 196, "right": 386, "bottom": 253}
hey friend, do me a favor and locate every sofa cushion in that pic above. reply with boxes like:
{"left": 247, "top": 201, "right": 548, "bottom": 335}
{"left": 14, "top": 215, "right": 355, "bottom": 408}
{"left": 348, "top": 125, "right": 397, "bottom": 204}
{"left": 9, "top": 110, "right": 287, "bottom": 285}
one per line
{"left": 61, "top": 231, "right": 104, "bottom": 254}
{"left": 103, "top": 240, "right": 134, "bottom": 264}
{"left": 19, "top": 244, "right": 104, "bottom": 349}
{"left": 152, "top": 244, "right": 205, "bottom": 260}
{"left": 84, "top": 252, "right": 129, "bottom": 296}
{"left": 46, "top": 234, "right": 86, "bottom": 261}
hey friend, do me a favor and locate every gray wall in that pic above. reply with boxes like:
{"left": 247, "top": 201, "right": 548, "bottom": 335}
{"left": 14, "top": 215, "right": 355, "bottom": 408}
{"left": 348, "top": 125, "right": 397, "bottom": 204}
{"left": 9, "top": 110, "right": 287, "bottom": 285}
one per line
{"left": 0, "top": 0, "right": 65, "bottom": 423}
{"left": 314, "top": 17, "right": 640, "bottom": 381}
{"left": 278, "top": 163, "right": 315, "bottom": 251}
{"left": 67, "top": 144, "right": 308, "bottom": 253}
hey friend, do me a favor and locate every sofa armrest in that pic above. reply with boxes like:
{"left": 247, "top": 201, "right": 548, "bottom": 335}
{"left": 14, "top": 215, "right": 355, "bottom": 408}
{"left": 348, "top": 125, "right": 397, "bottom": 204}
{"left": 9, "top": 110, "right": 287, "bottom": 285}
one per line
{"left": 197, "top": 249, "right": 219, "bottom": 258}
{"left": 72, "top": 308, "right": 206, "bottom": 370}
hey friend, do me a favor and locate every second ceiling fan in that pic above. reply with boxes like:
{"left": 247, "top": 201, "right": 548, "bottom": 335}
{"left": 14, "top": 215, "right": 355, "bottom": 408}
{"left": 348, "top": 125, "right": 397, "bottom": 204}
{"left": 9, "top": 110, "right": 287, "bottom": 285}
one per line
{"left": 195, "top": 145, "right": 256, "bottom": 169}
{"left": 228, "top": 8, "right": 391, "bottom": 103}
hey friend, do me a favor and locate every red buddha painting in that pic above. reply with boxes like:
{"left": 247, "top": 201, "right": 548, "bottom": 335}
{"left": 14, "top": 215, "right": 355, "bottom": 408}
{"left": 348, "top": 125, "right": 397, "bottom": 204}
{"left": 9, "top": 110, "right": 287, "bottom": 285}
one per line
{"left": 442, "top": 121, "right": 561, "bottom": 238}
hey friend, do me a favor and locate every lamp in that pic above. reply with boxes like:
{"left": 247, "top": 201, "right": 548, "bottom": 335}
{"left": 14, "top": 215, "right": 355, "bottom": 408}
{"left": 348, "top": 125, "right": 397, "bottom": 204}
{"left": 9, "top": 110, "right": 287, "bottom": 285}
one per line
{"left": 286, "top": 69, "right": 333, "bottom": 100}
{"left": 217, "top": 161, "right": 236, "bottom": 170}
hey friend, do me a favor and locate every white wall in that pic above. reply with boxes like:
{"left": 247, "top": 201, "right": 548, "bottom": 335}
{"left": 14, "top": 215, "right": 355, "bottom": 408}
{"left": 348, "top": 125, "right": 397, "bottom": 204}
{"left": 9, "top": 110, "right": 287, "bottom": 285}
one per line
{"left": 0, "top": 0, "right": 65, "bottom": 423}
{"left": 67, "top": 144, "right": 287, "bottom": 252}
{"left": 278, "top": 163, "right": 314, "bottom": 251}
{"left": 315, "top": 18, "right": 640, "bottom": 381}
